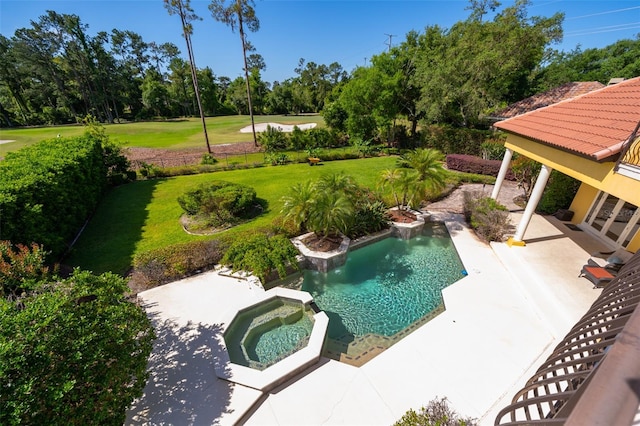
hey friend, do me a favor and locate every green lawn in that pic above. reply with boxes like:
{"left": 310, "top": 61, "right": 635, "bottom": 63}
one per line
{"left": 0, "top": 115, "right": 325, "bottom": 154}
{"left": 66, "top": 156, "right": 397, "bottom": 275}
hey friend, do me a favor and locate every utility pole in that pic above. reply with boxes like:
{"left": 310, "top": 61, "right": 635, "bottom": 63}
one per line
{"left": 385, "top": 33, "right": 396, "bottom": 52}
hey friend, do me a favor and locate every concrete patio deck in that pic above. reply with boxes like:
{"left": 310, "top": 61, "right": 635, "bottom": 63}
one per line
{"left": 126, "top": 186, "right": 611, "bottom": 426}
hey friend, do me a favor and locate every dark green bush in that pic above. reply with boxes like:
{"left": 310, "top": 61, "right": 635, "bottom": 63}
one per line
{"left": 537, "top": 170, "right": 581, "bottom": 214}
{"left": 348, "top": 200, "right": 391, "bottom": 238}
{"left": 1, "top": 269, "right": 154, "bottom": 425}
{"left": 0, "top": 135, "right": 110, "bottom": 258}
{"left": 289, "top": 126, "right": 309, "bottom": 150}
{"left": 480, "top": 138, "right": 507, "bottom": 160}
{"left": 177, "top": 181, "right": 259, "bottom": 228}
{"left": 258, "top": 125, "right": 288, "bottom": 152}
{"left": 130, "top": 238, "right": 230, "bottom": 290}
{"left": 421, "top": 124, "right": 492, "bottom": 156}
{"left": 462, "top": 191, "right": 512, "bottom": 242}
{"left": 221, "top": 233, "right": 300, "bottom": 283}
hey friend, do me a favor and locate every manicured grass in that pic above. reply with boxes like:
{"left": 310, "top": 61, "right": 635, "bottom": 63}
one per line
{"left": 0, "top": 115, "right": 325, "bottom": 154}
{"left": 66, "top": 156, "right": 397, "bottom": 274}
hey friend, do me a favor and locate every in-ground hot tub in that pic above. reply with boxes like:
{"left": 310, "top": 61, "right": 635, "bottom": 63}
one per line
{"left": 215, "top": 287, "right": 328, "bottom": 391}
{"left": 225, "top": 296, "right": 315, "bottom": 370}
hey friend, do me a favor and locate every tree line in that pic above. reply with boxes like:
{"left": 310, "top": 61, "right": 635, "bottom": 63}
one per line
{"left": 0, "top": 4, "right": 348, "bottom": 128}
{"left": 1, "top": 0, "right": 638, "bottom": 133}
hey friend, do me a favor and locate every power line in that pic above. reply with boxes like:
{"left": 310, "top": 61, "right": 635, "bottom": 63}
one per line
{"left": 565, "top": 22, "right": 640, "bottom": 37}
{"left": 567, "top": 6, "right": 640, "bottom": 21}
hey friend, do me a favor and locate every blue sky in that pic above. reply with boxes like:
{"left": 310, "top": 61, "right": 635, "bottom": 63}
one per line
{"left": 1, "top": 0, "right": 639, "bottom": 83}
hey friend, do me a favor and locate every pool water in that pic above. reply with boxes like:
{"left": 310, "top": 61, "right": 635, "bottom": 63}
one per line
{"left": 224, "top": 298, "right": 315, "bottom": 370}
{"left": 301, "top": 223, "right": 464, "bottom": 342}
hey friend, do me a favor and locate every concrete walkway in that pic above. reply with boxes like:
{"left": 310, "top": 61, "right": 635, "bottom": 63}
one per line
{"left": 126, "top": 183, "right": 607, "bottom": 425}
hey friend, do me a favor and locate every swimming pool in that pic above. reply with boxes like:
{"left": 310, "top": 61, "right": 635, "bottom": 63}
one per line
{"left": 300, "top": 222, "right": 465, "bottom": 364}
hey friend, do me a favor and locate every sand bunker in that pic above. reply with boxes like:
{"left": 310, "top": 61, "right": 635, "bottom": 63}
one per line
{"left": 0, "top": 140, "right": 16, "bottom": 145}
{"left": 239, "top": 122, "right": 317, "bottom": 133}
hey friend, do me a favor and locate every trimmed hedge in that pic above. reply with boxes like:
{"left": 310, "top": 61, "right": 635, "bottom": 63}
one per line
{"left": 446, "top": 154, "right": 515, "bottom": 180}
{"left": 0, "top": 136, "right": 108, "bottom": 257}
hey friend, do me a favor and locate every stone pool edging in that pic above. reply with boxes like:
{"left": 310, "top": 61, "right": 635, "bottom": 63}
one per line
{"left": 389, "top": 207, "right": 430, "bottom": 239}
{"left": 214, "top": 287, "right": 328, "bottom": 392}
{"left": 291, "top": 209, "right": 433, "bottom": 272}
{"left": 291, "top": 232, "right": 351, "bottom": 273}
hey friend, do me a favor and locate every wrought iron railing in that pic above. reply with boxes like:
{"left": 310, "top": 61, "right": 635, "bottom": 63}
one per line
{"left": 615, "top": 121, "right": 640, "bottom": 171}
{"left": 495, "top": 250, "right": 640, "bottom": 425}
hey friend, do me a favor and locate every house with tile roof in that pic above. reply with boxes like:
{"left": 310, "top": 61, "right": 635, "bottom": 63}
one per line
{"left": 491, "top": 76, "right": 640, "bottom": 425}
{"left": 491, "top": 76, "right": 640, "bottom": 252}
{"left": 490, "top": 81, "right": 605, "bottom": 120}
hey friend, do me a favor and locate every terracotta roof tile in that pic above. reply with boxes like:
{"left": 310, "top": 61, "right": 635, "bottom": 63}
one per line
{"left": 493, "top": 81, "right": 605, "bottom": 119}
{"left": 493, "top": 77, "right": 640, "bottom": 161}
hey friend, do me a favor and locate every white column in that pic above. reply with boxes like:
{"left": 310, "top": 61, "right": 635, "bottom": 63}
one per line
{"left": 510, "top": 164, "right": 553, "bottom": 245}
{"left": 491, "top": 148, "right": 513, "bottom": 200}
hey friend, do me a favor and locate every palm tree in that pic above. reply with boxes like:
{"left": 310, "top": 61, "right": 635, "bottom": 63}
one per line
{"left": 397, "top": 148, "right": 447, "bottom": 195}
{"left": 209, "top": 0, "right": 260, "bottom": 147}
{"left": 164, "top": 0, "right": 212, "bottom": 153}
{"left": 316, "top": 172, "right": 358, "bottom": 200}
{"left": 281, "top": 181, "right": 315, "bottom": 233}
{"left": 308, "top": 192, "right": 353, "bottom": 239}
{"left": 379, "top": 168, "right": 423, "bottom": 211}
{"left": 379, "top": 168, "right": 403, "bottom": 209}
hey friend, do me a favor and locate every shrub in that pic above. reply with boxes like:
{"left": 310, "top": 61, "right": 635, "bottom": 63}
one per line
{"left": 322, "top": 101, "right": 348, "bottom": 132}
{"left": 510, "top": 155, "right": 541, "bottom": 201}
{"left": 420, "top": 124, "right": 491, "bottom": 156}
{"left": 0, "top": 134, "right": 110, "bottom": 258}
{"left": 537, "top": 170, "right": 581, "bottom": 214}
{"left": 0, "top": 241, "right": 53, "bottom": 298}
{"left": 177, "top": 181, "right": 259, "bottom": 228}
{"left": 221, "top": 234, "right": 300, "bottom": 283}
{"left": 201, "top": 153, "right": 218, "bottom": 165}
{"left": 395, "top": 397, "right": 477, "bottom": 426}
{"left": 130, "top": 238, "right": 230, "bottom": 290}
{"left": 0, "top": 269, "right": 154, "bottom": 425}
{"left": 480, "top": 138, "right": 507, "bottom": 160}
{"left": 446, "top": 154, "right": 514, "bottom": 179}
{"left": 348, "top": 200, "right": 390, "bottom": 239}
{"left": 267, "top": 153, "right": 290, "bottom": 165}
{"left": 258, "top": 125, "right": 288, "bottom": 152}
{"left": 351, "top": 137, "right": 376, "bottom": 157}
{"left": 462, "top": 191, "right": 512, "bottom": 242}
{"left": 306, "top": 127, "right": 334, "bottom": 148}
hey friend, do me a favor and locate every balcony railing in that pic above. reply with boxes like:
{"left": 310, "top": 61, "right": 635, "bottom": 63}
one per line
{"left": 615, "top": 122, "right": 640, "bottom": 179}
{"left": 495, "top": 250, "right": 640, "bottom": 425}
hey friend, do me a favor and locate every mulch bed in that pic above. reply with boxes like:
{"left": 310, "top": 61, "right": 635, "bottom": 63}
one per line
{"left": 302, "top": 234, "right": 343, "bottom": 252}
{"left": 124, "top": 141, "right": 263, "bottom": 168}
{"left": 388, "top": 209, "right": 417, "bottom": 223}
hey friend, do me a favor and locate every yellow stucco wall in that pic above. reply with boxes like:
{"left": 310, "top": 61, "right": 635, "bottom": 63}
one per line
{"left": 504, "top": 134, "right": 640, "bottom": 252}
{"left": 505, "top": 135, "right": 640, "bottom": 207}
{"left": 569, "top": 184, "right": 599, "bottom": 223}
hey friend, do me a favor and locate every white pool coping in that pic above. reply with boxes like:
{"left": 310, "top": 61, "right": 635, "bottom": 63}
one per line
{"left": 128, "top": 210, "right": 605, "bottom": 425}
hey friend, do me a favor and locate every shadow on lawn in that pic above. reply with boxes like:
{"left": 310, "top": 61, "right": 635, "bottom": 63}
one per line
{"left": 63, "top": 179, "right": 161, "bottom": 274}
{"left": 127, "top": 308, "right": 234, "bottom": 425}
